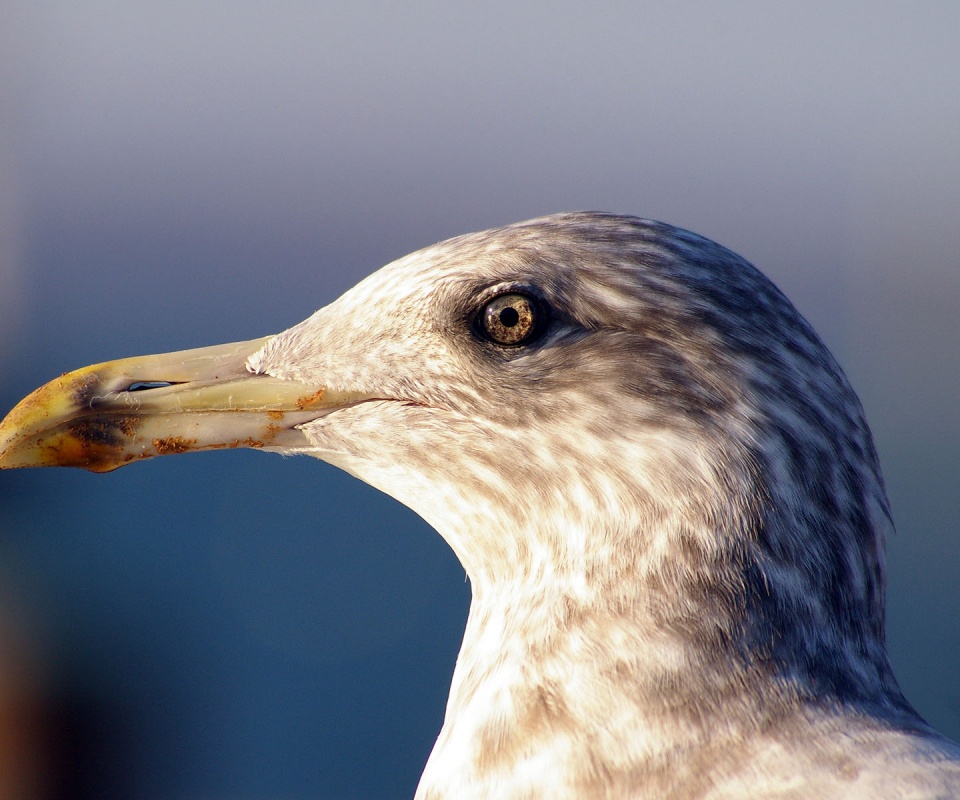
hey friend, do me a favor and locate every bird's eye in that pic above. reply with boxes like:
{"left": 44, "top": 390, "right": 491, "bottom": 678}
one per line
{"left": 478, "top": 292, "right": 542, "bottom": 346}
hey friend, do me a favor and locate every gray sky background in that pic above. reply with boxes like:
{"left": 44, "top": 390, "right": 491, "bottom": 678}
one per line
{"left": 0, "top": 3, "right": 958, "bottom": 798}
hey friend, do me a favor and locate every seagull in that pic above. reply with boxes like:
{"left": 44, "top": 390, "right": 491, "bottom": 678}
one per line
{"left": 1, "top": 212, "right": 958, "bottom": 798}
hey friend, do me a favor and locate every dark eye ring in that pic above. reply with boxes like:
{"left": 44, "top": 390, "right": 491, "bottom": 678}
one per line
{"left": 478, "top": 292, "right": 543, "bottom": 346}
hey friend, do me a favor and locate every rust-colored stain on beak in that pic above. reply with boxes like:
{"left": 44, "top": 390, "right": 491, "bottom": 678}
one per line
{"left": 296, "top": 388, "right": 327, "bottom": 410}
{"left": 151, "top": 436, "right": 199, "bottom": 456}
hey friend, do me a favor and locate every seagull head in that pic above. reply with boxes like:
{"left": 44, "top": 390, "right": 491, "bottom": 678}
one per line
{"left": 0, "top": 212, "right": 899, "bottom": 715}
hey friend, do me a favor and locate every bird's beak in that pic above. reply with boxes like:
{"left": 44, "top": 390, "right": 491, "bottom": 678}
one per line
{"left": 0, "top": 338, "right": 359, "bottom": 473}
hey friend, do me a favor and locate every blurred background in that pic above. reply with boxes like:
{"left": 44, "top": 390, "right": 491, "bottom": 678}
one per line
{"left": 0, "top": 2, "right": 957, "bottom": 798}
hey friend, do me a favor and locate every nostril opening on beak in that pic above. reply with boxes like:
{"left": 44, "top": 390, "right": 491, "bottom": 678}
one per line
{"left": 125, "top": 381, "right": 180, "bottom": 392}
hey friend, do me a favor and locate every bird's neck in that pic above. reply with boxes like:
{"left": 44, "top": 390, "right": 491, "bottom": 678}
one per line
{"left": 417, "top": 565, "right": 781, "bottom": 799}
{"left": 416, "top": 484, "right": 905, "bottom": 798}
{"left": 416, "top": 516, "right": 913, "bottom": 800}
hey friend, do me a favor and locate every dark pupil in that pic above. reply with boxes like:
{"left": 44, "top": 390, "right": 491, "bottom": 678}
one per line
{"left": 498, "top": 306, "right": 520, "bottom": 327}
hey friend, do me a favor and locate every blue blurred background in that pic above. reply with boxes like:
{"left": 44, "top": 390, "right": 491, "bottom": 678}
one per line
{"left": 0, "top": 3, "right": 957, "bottom": 798}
